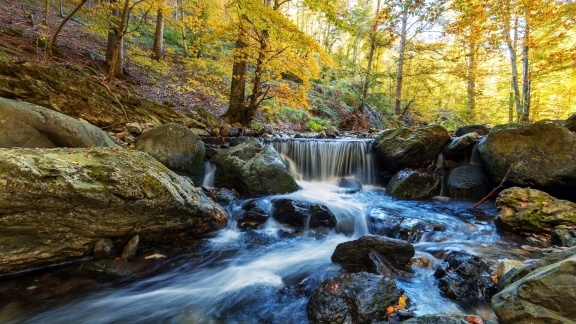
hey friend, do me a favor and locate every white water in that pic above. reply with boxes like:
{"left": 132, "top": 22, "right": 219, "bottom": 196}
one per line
{"left": 2, "top": 139, "right": 532, "bottom": 323}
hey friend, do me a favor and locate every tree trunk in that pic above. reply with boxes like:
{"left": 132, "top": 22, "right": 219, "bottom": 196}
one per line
{"left": 178, "top": 0, "right": 188, "bottom": 56}
{"left": 224, "top": 29, "right": 249, "bottom": 125}
{"left": 360, "top": 0, "right": 381, "bottom": 113}
{"left": 394, "top": 9, "right": 408, "bottom": 116}
{"left": 151, "top": 6, "right": 164, "bottom": 61}
{"left": 45, "top": 0, "right": 51, "bottom": 26}
{"left": 466, "top": 41, "right": 476, "bottom": 122}
{"left": 108, "top": 0, "right": 129, "bottom": 80}
{"left": 520, "top": 20, "right": 530, "bottom": 122}
{"left": 43, "top": 0, "right": 88, "bottom": 64}
{"left": 504, "top": 1, "right": 521, "bottom": 120}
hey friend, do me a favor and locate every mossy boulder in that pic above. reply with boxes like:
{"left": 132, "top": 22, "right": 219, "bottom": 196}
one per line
{"left": 372, "top": 125, "right": 450, "bottom": 174}
{"left": 134, "top": 123, "right": 206, "bottom": 184}
{"left": 492, "top": 250, "right": 576, "bottom": 323}
{"left": 0, "top": 148, "right": 227, "bottom": 274}
{"left": 455, "top": 124, "right": 490, "bottom": 136}
{"left": 446, "top": 164, "right": 490, "bottom": 200}
{"left": 477, "top": 121, "right": 576, "bottom": 200}
{"left": 386, "top": 170, "right": 440, "bottom": 199}
{"left": 443, "top": 132, "right": 479, "bottom": 159}
{"left": 210, "top": 139, "right": 298, "bottom": 196}
{"left": 564, "top": 113, "right": 576, "bottom": 132}
{"left": 0, "top": 97, "right": 116, "bottom": 148}
{"left": 495, "top": 187, "right": 576, "bottom": 234}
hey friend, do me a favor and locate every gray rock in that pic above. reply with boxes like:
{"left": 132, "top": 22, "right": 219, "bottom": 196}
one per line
{"left": 551, "top": 229, "right": 576, "bottom": 247}
{"left": 372, "top": 125, "right": 450, "bottom": 173}
{"left": 135, "top": 123, "right": 206, "bottom": 184}
{"left": 492, "top": 253, "right": 576, "bottom": 323}
{"left": 94, "top": 239, "right": 115, "bottom": 259}
{"left": 443, "top": 132, "right": 478, "bottom": 158}
{"left": 368, "top": 208, "right": 444, "bottom": 243}
{"left": 0, "top": 97, "right": 117, "bottom": 148}
{"left": 211, "top": 139, "right": 298, "bottom": 196}
{"left": 272, "top": 199, "right": 337, "bottom": 231}
{"left": 386, "top": 170, "right": 440, "bottom": 199}
{"left": 337, "top": 177, "right": 362, "bottom": 193}
{"left": 495, "top": 187, "right": 576, "bottom": 234}
{"left": 120, "top": 235, "right": 140, "bottom": 261}
{"left": 237, "top": 199, "right": 269, "bottom": 229}
{"left": 446, "top": 164, "right": 490, "bottom": 200}
{"left": 497, "top": 259, "right": 524, "bottom": 278}
{"left": 477, "top": 121, "right": 576, "bottom": 200}
{"left": 331, "top": 235, "right": 415, "bottom": 272}
{"left": 126, "top": 122, "right": 142, "bottom": 135}
{"left": 307, "top": 272, "right": 407, "bottom": 324}
{"left": 0, "top": 148, "right": 227, "bottom": 274}
{"left": 401, "top": 314, "right": 495, "bottom": 324}
{"left": 455, "top": 124, "right": 490, "bottom": 136}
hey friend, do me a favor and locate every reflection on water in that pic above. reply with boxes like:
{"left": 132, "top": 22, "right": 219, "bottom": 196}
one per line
{"left": 0, "top": 178, "right": 534, "bottom": 323}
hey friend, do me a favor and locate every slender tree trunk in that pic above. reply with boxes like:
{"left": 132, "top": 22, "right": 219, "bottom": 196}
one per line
{"left": 151, "top": 5, "right": 164, "bottom": 61}
{"left": 509, "top": 90, "right": 514, "bottom": 122}
{"left": 57, "top": 0, "right": 64, "bottom": 17}
{"left": 43, "top": 0, "right": 88, "bottom": 64}
{"left": 505, "top": 23, "right": 521, "bottom": 119}
{"left": 394, "top": 9, "right": 408, "bottom": 116}
{"left": 520, "top": 20, "right": 530, "bottom": 122}
{"left": 247, "top": 30, "right": 269, "bottom": 119}
{"left": 108, "top": 0, "right": 129, "bottom": 80}
{"left": 466, "top": 41, "right": 477, "bottom": 122}
{"left": 45, "top": 0, "right": 51, "bottom": 26}
{"left": 178, "top": 0, "right": 188, "bottom": 56}
{"left": 224, "top": 27, "right": 248, "bottom": 124}
{"left": 360, "top": 0, "right": 381, "bottom": 113}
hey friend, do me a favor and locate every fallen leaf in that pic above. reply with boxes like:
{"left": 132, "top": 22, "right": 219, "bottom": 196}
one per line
{"left": 541, "top": 201, "right": 549, "bottom": 207}
{"left": 491, "top": 275, "right": 499, "bottom": 283}
{"left": 85, "top": 153, "right": 91, "bottom": 158}
{"left": 330, "top": 283, "right": 338, "bottom": 292}
{"left": 521, "top": 197, "right": 530, "bottom": 202}
{"left": 386, "top": 306, "right": 395, "bottom": 315}
{"left": 466, "top": 316, "right": 484, "bottom": 324}
{"left": 398, "top": 294, "right": 407, "bottom": 309}
{"left": 114, "top": 257, "right": 121, "bottom": 261}
{"left": 112, "top": 147, "right": 119, "bottom": 151}
{"left": 521, "top": 202, "right": 528, "bottom": 208}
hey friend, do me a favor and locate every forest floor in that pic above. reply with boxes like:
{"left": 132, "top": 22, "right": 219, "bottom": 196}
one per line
{"left": 0, "top": 0, "right": 230, "bottom": 124}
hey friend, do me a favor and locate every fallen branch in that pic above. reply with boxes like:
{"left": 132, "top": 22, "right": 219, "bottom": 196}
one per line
{"left": 471, "top": 167, "right": 512, "bottom": 208}
{"left": 93, "top": 77, "right": 129, "bottom": 124}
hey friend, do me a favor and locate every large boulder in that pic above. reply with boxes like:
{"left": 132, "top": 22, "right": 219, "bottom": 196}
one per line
{"left": 372, "top": 125, "right": 450, "bottom": 174}
{"left": 306, "top": 272, "right": 407, "bottom": 324}
{"left": 477, "top": 121, "right": 576, "bottom": 200}
{"left": 0, "top": 148, "right": 227, "bottom": 274}
{"left": 564, "top": 113, "right": 576, "bottom": 132}
{"left": 443, "top": 132, "right": 479, "bottom": 159}
{"left": 211, "top": 139, "right": 298, "bottom": 196}
{"left": 331, "top": 235, "right": 415, "bottom": 272}
{"left": 495, "top": 187, "right": 576, "bottom": 234}
{"left": 446, "top": 164, "right": 490, "bottom": 200}
{"left": 0, "top": 61, "right": 184, "bottom": 127}
{"left": 272, "top": 199, "right": 337, "bottom": 231}
{"left": 0, "top": 97, "right": 116, "bottom": 148}
{"left": 386, "top": 170, "right": 440, "bottom": 199}
{"left": 455, "top": 124, "right": 490, "bottom": 137}
{"left": 492, "top": 250, "right": 576, "bottom": 323}
{"left": 434, "top": 251, "right": 498, "bottom": 300}
{"left": 135, "top": 123, "right": 206, "bottom": 183}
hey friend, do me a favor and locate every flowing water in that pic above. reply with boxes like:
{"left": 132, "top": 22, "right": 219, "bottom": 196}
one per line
{"left": 0, "top": 139, "right": 535, "bottom": 323}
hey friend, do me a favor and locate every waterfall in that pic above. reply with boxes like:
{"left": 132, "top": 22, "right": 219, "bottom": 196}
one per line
{"left": 265, "top": 138, "right": 377, "bottom": 184}
{"left": 201, "top": 161, "right": 216, "bottom": 188}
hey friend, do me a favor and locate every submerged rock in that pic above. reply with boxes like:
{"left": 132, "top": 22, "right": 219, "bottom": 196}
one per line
{"left": 337, "top": 177, "right": 362, "bottom": 193}
{"left": 492, "top": 248, "right": 576, "bottom": 323}
{"left": 236, "top": 199, "right": 270, "bottom": 229}
{"left": 331, "top": 235, "right": 414, "bottom": 272}
{"left": 307, "top": 272, "right": 407, "bottom": 324}
{"left": 495, "top": 187, "right": 576, "bottom": 234}
{"left": 368, "top": 209, "right": 444, "bottom": 243}
{"left": 211, "top": 139, "right": 298, "bottom": 196}
{"left": 272, "top": 199, "right": 337, "bottom": 231}
{"left": 386, "top": 170, "right": 440, "bottom": 199}
{"left": 372, "top": 125, "right": 450, "bottom": 174}
{"left": 0, "top": 97, "right": 116, "bottom": 148}
{"left": 434, "top": 251, "right": 497, "bottom": 300}
{"left": 446, "top": 164, "right": 490, "bottom": 200}
{"left": 0, "top": 148, "right": 227, "bottom": 274}
{"left": 477, "top": 121, "right": 576, "bottom": 200}
{"left": 135, "top": 123, "right": 206, "bottom": 184}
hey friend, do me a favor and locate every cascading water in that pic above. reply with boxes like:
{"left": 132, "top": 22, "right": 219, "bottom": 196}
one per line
{"left": 1, "top": 139, "right": 534, "bottom": 323}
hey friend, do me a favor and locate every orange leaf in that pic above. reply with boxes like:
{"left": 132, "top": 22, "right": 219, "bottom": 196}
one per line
{"left": 521, "top": 202, "right": 528, "bottom": 208}
{"left": 331, "top": 283, "right": 338, "bottom": 292}
{"left": 542, "top": 202, "right": 549, "bottom": 207}
{"left": 112, "top": 147, "right": 119, "bottom": 151}
{"left": 466, "top": 316, "right": 484, "bottom": 324}
{"left": 386, "top": 306, "right": 395, "bottom": 315}
{"left": 521, "top": 197, "right": 530, "bottom": 202}
{"left": 491, "top": 275, "right": 498, "bottom": 283}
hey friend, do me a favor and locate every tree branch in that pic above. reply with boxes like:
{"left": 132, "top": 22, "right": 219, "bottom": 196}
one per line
{"left": 93, "top": 77, "right": 129, "bottom": 124}
{"left": 471, "top": 168, "right": 513, "bottom": 208}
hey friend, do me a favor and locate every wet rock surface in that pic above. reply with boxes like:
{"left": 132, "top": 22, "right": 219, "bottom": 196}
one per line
{"left": 434, "top": 251, "right": 497, "bottom": 300}
{"left": 446, "top": 164, "right": 490, "bottom": 200}
{"left": 307, "top": 272, "right": 406, "bottom": 324}
{"left": 386, "top": 170, "right": 440, "bottom": 199}
{"left": 272, "top": 199, "right": 337, "bottom": 231}
{"left": 236, "top": 199, "right": 270, "bottom": 229}
{"left": 0, "top": 148, "right": 227, "bottom": 274}
{"left": 331, "top": 235, "right": 415, "bottom": 272}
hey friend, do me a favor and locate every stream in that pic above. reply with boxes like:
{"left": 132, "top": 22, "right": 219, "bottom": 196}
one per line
{"left": 0, "top": 139, "right": 535, "bottom": 323}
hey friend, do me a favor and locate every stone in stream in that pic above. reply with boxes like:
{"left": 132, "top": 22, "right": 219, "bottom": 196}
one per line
{"left": 120, "top": 235, "right": 140, "bottom": 261}
{"left": 386, "top": 169, "right": 440, "bottom": 199}
{"left": 0, "top": 148, "right": 227, "bottom": 274}
{"left": 236, "top": 199, "right": 270, "bottom": 229}
{"left": 367, "top": 209, "right": 445, "bottom": 243}
{"left": 337, "top": 177, "right": 362, "bottom": 193}
{"left": 551, "top": 229, "right": 576, "bottom": 247}
{"left": 272, "top": 199, "right": 337, "bottom": 231}
{"left": 306, "top": 272, "right": 407, "bottom": 324}
{"left": 455, "top": 124, "right": 490, "bottom": 137}
{"left": 446, "top": 164, "right": 490, "bottom": 200}
{"left": 492, "top": 248, "right": 576, "bottom": 323}
{"left": 331, "top": 235, "right": 415, "bottom": 272}
{"left": 434, "top": 251, "right": 498, "bottom": 300}
{"left": 495, "top": 187, "right": 576, "bottom": 234}
{"left": 443, "top": 132, "right": 479, "bottom": 159}
{"left": 94, "top": 239, "right": 116, "bottom": 260}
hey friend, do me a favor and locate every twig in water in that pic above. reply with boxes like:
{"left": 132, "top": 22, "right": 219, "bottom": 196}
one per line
{"left": 471, "top": 167, "right": 512, "bottom": 208}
